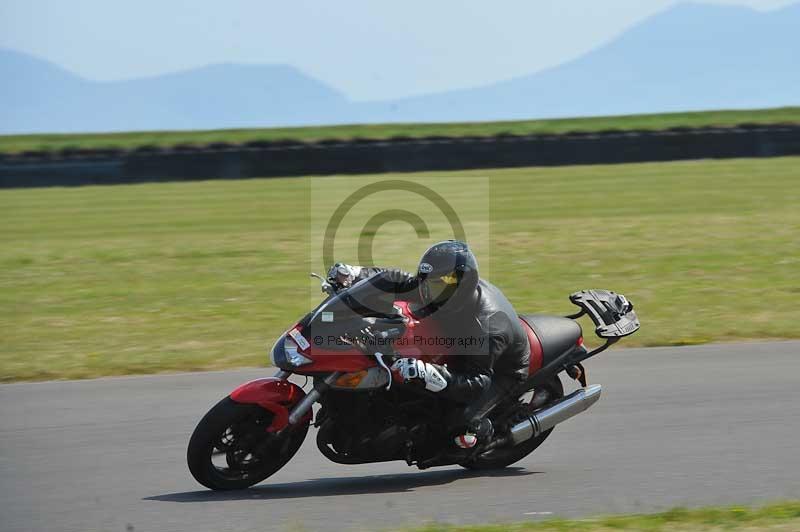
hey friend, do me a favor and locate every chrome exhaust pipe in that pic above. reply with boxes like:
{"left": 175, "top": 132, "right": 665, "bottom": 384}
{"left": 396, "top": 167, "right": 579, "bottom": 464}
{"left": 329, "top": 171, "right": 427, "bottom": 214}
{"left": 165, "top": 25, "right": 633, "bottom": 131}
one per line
{"left": 509, "top": 384, "right": 602, "bottom": 445}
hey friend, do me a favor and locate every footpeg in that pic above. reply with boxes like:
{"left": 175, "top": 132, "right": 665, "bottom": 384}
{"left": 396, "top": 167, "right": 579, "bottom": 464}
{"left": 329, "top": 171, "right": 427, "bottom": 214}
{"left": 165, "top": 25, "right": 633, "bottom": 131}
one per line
{"left": 566, "top": 363, "right": 587, "bottom": 387}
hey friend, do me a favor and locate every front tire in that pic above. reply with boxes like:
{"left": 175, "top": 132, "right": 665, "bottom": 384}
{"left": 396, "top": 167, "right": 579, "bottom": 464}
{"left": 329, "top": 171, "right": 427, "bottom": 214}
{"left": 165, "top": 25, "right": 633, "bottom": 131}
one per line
{"left": 461, "top": 375, "right": 564, "bottom": 470}
{"left": 187, "top": 396, "right": 308, "bottom": 490}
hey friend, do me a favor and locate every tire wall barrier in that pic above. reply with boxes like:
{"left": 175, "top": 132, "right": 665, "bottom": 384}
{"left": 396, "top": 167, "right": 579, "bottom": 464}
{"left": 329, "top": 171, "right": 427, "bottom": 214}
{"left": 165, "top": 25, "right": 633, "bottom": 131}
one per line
{"left": 1, "top": 125, "right": 799, "bottom": 188}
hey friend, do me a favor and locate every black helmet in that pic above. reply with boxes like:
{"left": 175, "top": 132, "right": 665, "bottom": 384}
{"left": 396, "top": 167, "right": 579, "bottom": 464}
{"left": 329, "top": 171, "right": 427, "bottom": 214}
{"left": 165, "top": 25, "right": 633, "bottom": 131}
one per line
{"left": 417, "top": 240, "right": 479, "bottom": 310}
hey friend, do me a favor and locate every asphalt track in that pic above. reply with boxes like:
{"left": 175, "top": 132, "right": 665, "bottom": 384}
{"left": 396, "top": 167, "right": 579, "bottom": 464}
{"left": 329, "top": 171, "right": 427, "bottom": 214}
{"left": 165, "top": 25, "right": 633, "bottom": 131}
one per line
{"left": 2, "top": 341, "right": 799, "bottom": 532}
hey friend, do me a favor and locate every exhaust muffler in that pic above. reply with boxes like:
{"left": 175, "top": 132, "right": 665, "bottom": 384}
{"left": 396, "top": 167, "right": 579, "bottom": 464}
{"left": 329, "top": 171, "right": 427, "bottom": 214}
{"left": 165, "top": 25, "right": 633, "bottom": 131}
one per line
{"left": 509, "top": 384, "right": 602, "bottom": 445}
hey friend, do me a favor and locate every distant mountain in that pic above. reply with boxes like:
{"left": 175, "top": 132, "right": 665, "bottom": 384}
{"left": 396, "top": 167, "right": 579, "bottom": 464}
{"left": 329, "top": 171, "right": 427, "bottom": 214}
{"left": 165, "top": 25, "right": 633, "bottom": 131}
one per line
{"left": 372, "top": 2, "right": 800, "bottom": 122}
{"left": 2, "top": 2, "right": 799, "bottom": 134}
{"left": 0, "top": 50, "right": 349, "bottom": 133}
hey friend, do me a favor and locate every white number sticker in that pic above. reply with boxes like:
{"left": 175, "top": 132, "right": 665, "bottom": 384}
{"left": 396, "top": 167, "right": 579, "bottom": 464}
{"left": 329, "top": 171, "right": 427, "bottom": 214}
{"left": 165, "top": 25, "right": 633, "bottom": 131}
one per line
{"left": 288, "top": 328, "right": 310, "bottom": 350}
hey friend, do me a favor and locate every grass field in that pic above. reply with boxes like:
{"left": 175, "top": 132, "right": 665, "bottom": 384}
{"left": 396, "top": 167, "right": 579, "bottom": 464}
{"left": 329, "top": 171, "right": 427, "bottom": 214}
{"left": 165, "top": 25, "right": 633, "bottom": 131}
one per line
{"left": 1, "top": 156, "right": 799, "bottom": 381}
{"left": 405, "top": 501, "right": 800, "bottom": 531}
{"left": 1, "top": 107, "right": 798, "bottom": 154}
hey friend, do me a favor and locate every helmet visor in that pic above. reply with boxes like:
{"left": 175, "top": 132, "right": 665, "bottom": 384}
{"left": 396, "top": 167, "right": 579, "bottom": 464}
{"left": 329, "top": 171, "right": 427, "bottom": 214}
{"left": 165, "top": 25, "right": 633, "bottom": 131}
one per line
{"left": 420, "top": 270, "right": 460, "bottom": 306}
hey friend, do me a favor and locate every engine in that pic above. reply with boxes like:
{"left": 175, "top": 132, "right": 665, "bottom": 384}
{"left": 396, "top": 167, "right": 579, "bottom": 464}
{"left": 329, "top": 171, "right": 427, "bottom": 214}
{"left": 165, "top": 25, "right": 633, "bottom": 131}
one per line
{"left": 315, "top": 388, "right": 447, "bottom": 464}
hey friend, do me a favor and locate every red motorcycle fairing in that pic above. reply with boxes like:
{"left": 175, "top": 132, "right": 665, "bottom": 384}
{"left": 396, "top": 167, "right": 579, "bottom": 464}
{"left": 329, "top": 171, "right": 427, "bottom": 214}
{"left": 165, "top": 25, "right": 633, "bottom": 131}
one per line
{"left": 293, "top": 349, "right": 376, "bottom": 373}
{"left": 392, "top": 301, "right": 452, "bottom": 363}
{"left": 229, "top": 378, "right": 309, "bottom": 432}
{"left": 292, "top": 300, "right": 451, "bottom": 375}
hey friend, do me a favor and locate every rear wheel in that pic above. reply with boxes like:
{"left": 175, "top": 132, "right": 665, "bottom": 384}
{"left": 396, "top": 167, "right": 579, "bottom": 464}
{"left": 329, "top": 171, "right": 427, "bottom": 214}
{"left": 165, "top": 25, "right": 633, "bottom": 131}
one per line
{"left": 187, "top": 397, "right": 308, "bottom": 490}
{"left": 460, "top": 375, "right": 564, "bottom": 470}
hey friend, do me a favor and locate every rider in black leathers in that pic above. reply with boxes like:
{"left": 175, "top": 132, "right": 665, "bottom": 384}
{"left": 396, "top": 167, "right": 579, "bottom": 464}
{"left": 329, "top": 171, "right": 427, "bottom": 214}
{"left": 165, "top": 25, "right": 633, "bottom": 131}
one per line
{"left": 327, "top": 240, "right": 530, "bottom": 447}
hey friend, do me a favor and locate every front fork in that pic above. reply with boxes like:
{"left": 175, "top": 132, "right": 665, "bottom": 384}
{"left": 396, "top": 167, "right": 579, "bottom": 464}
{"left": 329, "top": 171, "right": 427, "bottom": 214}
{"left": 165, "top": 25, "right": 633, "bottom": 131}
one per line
{"left": 274, "top": 370, "right": 342, "bottom": 427}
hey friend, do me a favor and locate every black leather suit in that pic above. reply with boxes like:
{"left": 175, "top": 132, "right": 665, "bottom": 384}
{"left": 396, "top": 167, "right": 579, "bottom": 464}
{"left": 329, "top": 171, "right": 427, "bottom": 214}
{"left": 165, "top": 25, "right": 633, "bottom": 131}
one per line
{"left": 352, "top": 268, "right": 530, "bottom": 427}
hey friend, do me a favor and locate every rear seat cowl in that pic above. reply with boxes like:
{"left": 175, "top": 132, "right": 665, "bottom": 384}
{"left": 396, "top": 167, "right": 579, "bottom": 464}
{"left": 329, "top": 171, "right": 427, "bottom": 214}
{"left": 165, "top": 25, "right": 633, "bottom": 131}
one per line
{"left": 519, "top": 314, "right": 582, "bottom": 367}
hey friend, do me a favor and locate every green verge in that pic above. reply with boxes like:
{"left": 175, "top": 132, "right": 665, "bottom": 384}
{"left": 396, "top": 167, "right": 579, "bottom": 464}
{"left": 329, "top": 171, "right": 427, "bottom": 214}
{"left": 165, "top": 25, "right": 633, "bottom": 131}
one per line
{"left": 1, "top": 156, "right": 799, "bottom": 381}
{"left": 1, "top": 106, "right": 798, "bottom": 154}
{"left": 403, "top": 501, "right": 800, "bottom": 531}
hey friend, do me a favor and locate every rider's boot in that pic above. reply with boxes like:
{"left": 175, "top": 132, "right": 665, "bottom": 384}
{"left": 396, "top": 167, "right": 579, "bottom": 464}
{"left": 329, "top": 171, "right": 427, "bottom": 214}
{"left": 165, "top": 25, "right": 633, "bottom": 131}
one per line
{"left": 453, "top": 418, "right": 494, "bottom": 449}
{"left": 417, "top": 418, "right": 495, "bottom": 469}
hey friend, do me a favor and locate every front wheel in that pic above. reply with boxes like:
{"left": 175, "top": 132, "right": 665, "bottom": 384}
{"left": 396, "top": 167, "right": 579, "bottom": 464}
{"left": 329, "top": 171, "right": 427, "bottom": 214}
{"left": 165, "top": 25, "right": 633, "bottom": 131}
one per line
{"left": 187, "top": 397, "right": 308, "bottom": 490}
{"left": 460, "top": 375, "right": 564, "bottom": 470}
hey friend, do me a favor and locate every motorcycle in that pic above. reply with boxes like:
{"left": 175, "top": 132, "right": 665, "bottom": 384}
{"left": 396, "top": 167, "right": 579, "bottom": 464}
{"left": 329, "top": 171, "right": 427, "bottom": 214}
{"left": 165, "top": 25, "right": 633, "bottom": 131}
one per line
{"left": 187, "top": 274, "right": 639, "bottom": 490}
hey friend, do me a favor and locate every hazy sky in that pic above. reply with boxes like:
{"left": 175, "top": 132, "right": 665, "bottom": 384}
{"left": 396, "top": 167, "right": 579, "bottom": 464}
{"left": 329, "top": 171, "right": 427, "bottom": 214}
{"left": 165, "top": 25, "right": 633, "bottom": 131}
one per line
{"left": 0, "top": 0, "right": 795, "bottom": 100}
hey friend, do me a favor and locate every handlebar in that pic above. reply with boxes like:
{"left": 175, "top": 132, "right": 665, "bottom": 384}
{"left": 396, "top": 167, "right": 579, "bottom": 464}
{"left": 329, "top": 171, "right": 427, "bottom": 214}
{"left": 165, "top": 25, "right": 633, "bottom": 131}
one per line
{"left": 310, "top": 272, "right": 336, "bottom": 295}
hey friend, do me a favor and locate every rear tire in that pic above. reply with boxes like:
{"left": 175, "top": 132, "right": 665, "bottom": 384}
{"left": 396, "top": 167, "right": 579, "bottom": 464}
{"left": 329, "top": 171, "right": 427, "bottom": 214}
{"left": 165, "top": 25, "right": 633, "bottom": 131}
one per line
{"left": 187, "top": 396, "right": 308, "bottom": 490}
{"left": 460, "top": 375, "right": 564, "bottom": 470}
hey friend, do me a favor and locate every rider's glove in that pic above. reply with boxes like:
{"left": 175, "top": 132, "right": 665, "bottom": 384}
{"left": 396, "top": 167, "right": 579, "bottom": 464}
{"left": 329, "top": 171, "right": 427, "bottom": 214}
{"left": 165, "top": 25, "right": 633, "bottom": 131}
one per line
{"left": 391, "top": 358, "right": 448, "bottom": 392}
{"left": 327, "top": 263, "right": 360, "bottom": 290}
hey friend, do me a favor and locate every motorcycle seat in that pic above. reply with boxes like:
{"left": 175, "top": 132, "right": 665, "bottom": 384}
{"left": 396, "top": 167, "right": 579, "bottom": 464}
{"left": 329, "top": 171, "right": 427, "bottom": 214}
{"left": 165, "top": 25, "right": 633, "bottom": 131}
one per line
{"left": 519, "top": 314, "right": 582, "bottom": 367}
